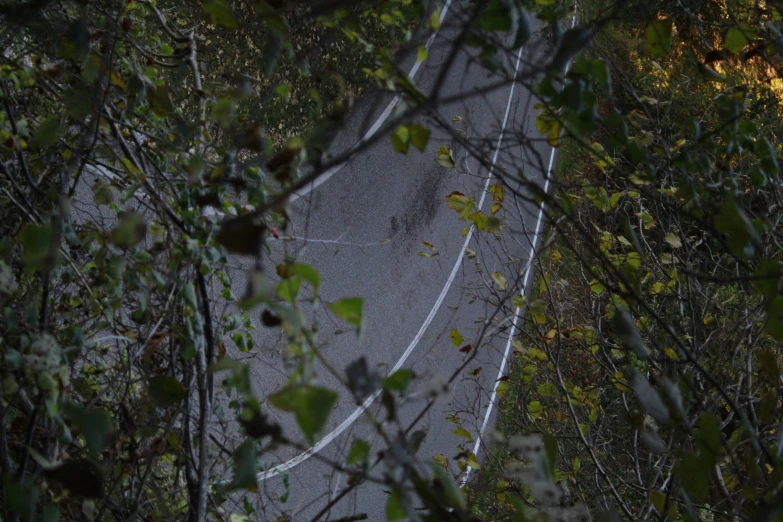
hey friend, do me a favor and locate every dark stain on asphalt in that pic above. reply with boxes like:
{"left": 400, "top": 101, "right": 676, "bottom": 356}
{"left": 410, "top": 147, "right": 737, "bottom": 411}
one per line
{"left": 389, "top": 166, "right": 444, "bottom": 239}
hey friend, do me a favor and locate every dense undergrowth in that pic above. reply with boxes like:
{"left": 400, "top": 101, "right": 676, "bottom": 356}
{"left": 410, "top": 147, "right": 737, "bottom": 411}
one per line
{"left": 469, "top": 0, "right": 783, "bottom": 520}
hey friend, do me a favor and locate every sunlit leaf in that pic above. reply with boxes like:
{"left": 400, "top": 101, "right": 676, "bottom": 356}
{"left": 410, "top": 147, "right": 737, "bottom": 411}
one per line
{"left": 724, "top": 25, "right": 757, "bottom": 53}
{"left": 391, "top": 125, "right": 409, "bottom": 154}
{"left": 646, "top": 18, "right": 673, "bottom": 58}
{"left": 437, "top": 145, "right": 455, "bottom": 168}
{"left": 492, "top": 271, "right": 508, "bottom": 291}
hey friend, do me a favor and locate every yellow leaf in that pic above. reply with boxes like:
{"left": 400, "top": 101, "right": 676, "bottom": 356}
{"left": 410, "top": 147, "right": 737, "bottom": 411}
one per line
{"left": 491, "top": 271, "right": 508, "bottom": 291}
{"left": 111, "top": 71, "right": 126, "bottom": 90}
{"left": 121, "top": 157, "right": 141, "bottom": 175}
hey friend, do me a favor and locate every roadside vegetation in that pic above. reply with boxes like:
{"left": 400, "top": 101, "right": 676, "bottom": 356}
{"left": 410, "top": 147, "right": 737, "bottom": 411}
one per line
{"left": 468, "top": 0, "right": 783, "bottom": 520}
{"left": 1, "top": 0, "right": 782, "bottom": 521}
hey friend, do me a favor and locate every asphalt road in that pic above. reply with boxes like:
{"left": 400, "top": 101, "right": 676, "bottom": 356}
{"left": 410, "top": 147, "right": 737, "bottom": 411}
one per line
{"left": 220, "top": 3, "right": 559, "bottom": 520}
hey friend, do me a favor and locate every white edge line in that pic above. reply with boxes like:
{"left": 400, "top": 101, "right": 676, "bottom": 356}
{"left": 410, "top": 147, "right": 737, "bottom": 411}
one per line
{"left": 460, "top": 8, "right": 580, "bottom": 487}
{"left": 257, "top": 38, "right": 527, "bottom": 483}
{"left": 290, "top": 0, "right": 454, "bottom": 201}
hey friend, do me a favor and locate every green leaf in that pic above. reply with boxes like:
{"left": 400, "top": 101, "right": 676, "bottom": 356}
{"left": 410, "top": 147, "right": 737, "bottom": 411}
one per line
{"left": 203, "top": 0, "right": 240, "bottom": 29}
{"left": 446, "top": 192, "right": 472, "bottom": 216}
{"left": 39, "top": 504, "right": 61, "bottom": 522}
{"left": 275, "top": 83, "right": 290, "bottom": 100}
{"left": 715, "top": 196, "right": 761, "bottom": 257}
{"left": 724, "top": 25, "right": 757, "bottom": 53}
{"left": 664, "top": 232, "right": 682, "bottom": 248}
{"left": 432, "top": 453, "right": 448, "bottom": 468}
{"left": 417, "top": 44, "right": 428, "bottom": 62}
{"left": 268, "top": 386, "right": 338, "bottom": 444}
{"left": 383, "top": 369, "right": 413, "bottom": 393}
{"left": 64, "top": 87, "right": 95, "bottom": 121}
{"left": 63, "top": 405, "right": 112, "bottom": 454}
{"left": 31, "top": 116, "right": 63, "bottom": 149}
{"left": 437, "top": 145, "right": 455, "bottom": 168}
{"left": 470, "top": 211, "right": 501, "bottom": 232}
{"left": 650, "top": 491, "right": 676, "bottom": 520}
{"left": 429, "top": 461, "right": 467, "bottom": 509}
{"left": 696, "top": 413, "right": 721, "bottom": 467}
{"left": 160, "top": 44, "right": 174, "bottom": 56}
{"left": 429, "top": 9, "right": 441, "bottom": 31}
{"left": 209, "top": 98, "right": 234, "bottom": 128}
{"left": 646, "top": 18, "right": 673, "bottom": 58}
{"left": 20, "top": 223, "right": 57, "bottom": 271}
{"left": 478, "top": 0, "right": 512, "bottom": 31}
{"left": 328, "top": 297, "right": 363, "bottom": 331}
{"left": 230, "top": 439, "right": 257, "bottom": 491}
{"left": 528, "top": 400, "right": 543, "bottom": 418}
{"left": 454, "top": 427, "right": 473, "bottom": 441}
{"left": 80, "top": 53, "right": 102, "bottom": 84}
{"left": 450, "top": 329, "right": 464, "bottom": 347}
{"left": 59, "top": 19, "right": 91, "bottom": 61}
{"left": 680, "top": 453, "right": 710, "bottom": 500}
{"left": 347, "top": 439, "right": 371, "bottom": 465}
{"left": 386, "top": 488, "right": 406, "bottom": 520}
{"left": 755, "top": 138, "right": 779, "bottom": 176}
{"left": 391, "top": 125, "right": 409, "bottom": 154}
{"left": 409, "top": 124, "right": 430, "bottom": 152}
{"left": 148, "top": 375, "right": 187, "bottom": 408}
{"left": 592, "top": 59, "right": 611, "bottom": 89}
{"left": 108, "top": 212, "right": 146, "bottom": 248}
{"left": 91, "top": 180, "right": 113, "bottom": 205}
{"left": 275, "top": 275, "right": 301, "bottom": 304}
{"left": 537, "top": 382, "right": 557, "bottom": 397}
{"left": 148, "top": 85, "right": 174, "bottom": 116}
{"left": 589, "top": 279, "right": 605, "bottom": 294}
{"left": 289, "top": 263, "right": 321, "bottom": 292}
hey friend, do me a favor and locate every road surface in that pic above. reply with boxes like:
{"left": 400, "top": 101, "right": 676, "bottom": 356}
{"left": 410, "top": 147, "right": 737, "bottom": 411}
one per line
{"left": 220, "top": 3, "right": 559, "bottom": 520}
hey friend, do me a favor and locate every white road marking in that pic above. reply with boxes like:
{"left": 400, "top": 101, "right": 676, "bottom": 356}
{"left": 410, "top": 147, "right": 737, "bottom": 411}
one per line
{"left": 290, "top": 0, "right": 454, "bottom": 201}
{"left": 460, "top": 7, "right": 580, "bottom": 487}
{"left": 257, "top": 28, "right": 527, "bottom": 483}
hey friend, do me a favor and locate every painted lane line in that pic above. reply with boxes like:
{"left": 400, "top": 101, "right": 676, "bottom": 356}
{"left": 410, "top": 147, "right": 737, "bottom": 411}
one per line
{"left": 257, "top": 37, "right": 527, "bottom": 483}
{"left": 461, "top": 8, "right": 580, "bottom": 487}
{"left": 290, "top": 0, "right": 454, "bottom": 202}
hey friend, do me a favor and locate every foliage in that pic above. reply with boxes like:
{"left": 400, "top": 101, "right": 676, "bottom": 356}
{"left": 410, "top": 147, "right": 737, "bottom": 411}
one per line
{"left": 2, "top": 0, "right": 782, "bottom": 520}
{"left": 0, "top": 0, "right": 435, "bottom": 520}
{"left": 467, "top": 0, "right": 783, "bottom": 520}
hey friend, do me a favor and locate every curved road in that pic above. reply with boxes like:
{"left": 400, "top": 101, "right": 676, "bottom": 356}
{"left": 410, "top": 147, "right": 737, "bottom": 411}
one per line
{"left": 222, "top": 4, "right": 557, "bottom": 520}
